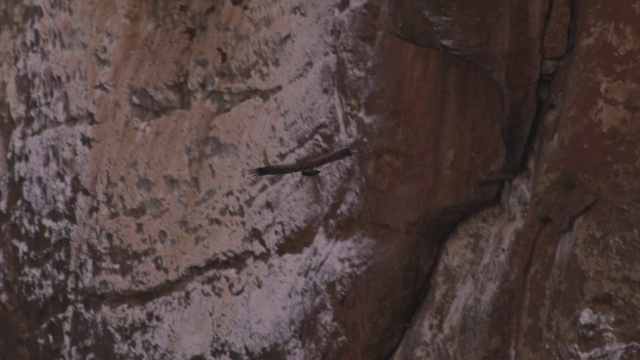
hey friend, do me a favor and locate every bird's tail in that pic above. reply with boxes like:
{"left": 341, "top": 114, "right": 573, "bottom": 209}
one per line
{"left": 347, "top": 143, "right": 359, "bottom": 156}
{"left": 248, "top": 168, "right": 265, "bottom": 177}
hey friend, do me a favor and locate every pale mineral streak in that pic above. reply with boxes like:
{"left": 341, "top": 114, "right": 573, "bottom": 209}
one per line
{"left": 1, "top": 0, "right": 376, "bottom": 358}
{"left": 2, "top": 0, "right": 640, "bottom": 359}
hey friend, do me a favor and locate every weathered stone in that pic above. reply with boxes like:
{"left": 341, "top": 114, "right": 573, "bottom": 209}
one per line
{"left": 393, "top": 1, "right": 640, "bottom": 359}
{"left": 388, "top": 0, "right": 549, "bottom": 173}
{"left": 2, "top": 0, "right": 638, "bottom": 359}
{"left": 1, "top": 1, "right": 386, "bottom": 358}
{"left": 543, "top": 0, "right": 572, "bottom": 59}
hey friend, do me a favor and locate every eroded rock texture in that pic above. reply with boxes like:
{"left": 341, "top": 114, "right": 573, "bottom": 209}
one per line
{"left": 393, "top": 1, "right": 640, "bottom": 359}
{"left": 1, "top": 0, "right": 638, "bottom": 359}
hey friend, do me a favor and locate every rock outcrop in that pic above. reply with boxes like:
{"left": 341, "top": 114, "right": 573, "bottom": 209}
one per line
{"left": 1, "top": 0, "right": 638, "bottom": 359}
{"left": 393, "top": 1, "right": 640, "bottom": 359}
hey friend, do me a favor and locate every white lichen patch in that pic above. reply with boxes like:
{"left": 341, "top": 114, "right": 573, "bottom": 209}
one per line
{"left": 571, "top": 307, "right": 640, "bottom": 360}
{"left": 101, "top": 230, "right": 374, "bottom": 359}
{"left": 2, "top": 0, "right": 378, "bottom": 358}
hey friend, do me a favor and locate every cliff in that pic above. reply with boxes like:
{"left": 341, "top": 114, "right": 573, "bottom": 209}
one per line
{"left": 1, "top": 0, "right": 638, "bottom": 359}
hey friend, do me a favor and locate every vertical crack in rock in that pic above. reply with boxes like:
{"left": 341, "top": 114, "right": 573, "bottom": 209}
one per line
{"left": 389, "top": 0, "right": 588, "bottom": 358}
{"left": 511, "top": 1, "right": 581, "bottom": 357}
{"left": 8, "top": 0, "right": 624, "bottom": 358}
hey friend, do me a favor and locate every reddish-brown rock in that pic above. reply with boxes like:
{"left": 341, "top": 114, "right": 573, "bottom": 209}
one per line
{"left": 510, "top": 2, "right": 640, "bottom": 358}
{"left": 1, "top": 0, "right": 639, "bottom": 359}
{"left": 393, "top": 1, "right": 640, "bottom": 359}
{"left": 388, "top": 0, "right": 549, "bottom": 172}
{"left": 543, "top": 0, "right": 572, "bottom": 59}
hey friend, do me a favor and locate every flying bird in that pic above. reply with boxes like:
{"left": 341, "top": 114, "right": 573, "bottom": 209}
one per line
{"left": 250, "top": 144, "right": 358, "bottom": 177}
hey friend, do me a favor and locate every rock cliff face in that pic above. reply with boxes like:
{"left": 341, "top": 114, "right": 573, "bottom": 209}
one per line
{"left": 1, "top": 0, "right": 639, "bottom": 359}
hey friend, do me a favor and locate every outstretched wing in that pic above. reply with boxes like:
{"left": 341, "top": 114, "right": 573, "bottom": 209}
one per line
{"left": 304, "top": 144, "right": 359, "bottom": 168}
{"left": 249, "top": 144, "right": 358, "bottom": 177}
{"left": 249, "top": 162, "right": 305, "bottom": 177}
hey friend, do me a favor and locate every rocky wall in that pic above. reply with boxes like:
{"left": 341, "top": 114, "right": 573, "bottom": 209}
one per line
{"left": 393, "top": 1, "right": 640, "bottom": 359}
{"left": 1, "top": 0, "right": 638, "bottom": 359}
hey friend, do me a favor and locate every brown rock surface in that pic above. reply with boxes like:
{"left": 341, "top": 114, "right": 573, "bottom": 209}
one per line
{"left": 388, "top": 0, "right": 548, "bottom": 172}
{"left": 1, "top": 0, "right": 639, "bottom": 359}
{"left": 393, "top": 1, "right": 640, "bottom": 359}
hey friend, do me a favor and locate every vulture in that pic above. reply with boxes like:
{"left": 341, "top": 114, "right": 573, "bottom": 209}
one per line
{"left": 250, "top": 144, "right": 358, "bottom": 177}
